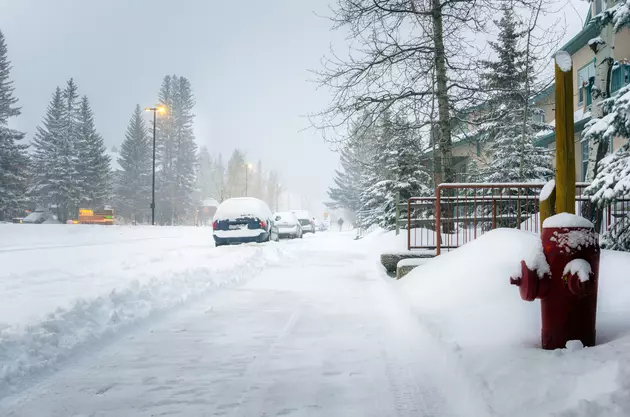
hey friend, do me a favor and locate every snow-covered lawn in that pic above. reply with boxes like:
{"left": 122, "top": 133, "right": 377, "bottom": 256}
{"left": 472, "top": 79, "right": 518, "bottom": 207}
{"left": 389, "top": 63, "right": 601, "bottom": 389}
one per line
{"left": 396, "top": 228, "right": 630, "bottom": 417}
{"left": 0, "top": 224, "right": 289, "bottom": 387}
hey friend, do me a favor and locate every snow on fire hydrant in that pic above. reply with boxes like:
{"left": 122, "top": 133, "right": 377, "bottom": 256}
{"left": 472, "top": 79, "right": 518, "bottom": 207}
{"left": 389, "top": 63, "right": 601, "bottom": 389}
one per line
{"left": 510, "top": 213, "right": 600, "bottom": 350}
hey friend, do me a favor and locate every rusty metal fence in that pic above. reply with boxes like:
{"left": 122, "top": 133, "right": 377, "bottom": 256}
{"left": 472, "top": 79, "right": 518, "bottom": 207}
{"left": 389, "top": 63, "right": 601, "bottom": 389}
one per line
{"left": 407, "top": 183, "right": 630, "bottom": 254}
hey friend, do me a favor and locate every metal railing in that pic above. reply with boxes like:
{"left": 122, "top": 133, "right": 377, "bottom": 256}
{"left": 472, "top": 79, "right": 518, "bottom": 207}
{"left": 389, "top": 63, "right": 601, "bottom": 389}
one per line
{"left": 407, "top": 182, "right": 630, "bottom": 255}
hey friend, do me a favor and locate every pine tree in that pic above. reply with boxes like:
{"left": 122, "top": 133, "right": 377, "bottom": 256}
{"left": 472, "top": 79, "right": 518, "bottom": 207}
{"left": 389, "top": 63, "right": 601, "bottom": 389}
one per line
{"left": 476, "top": 6, "right": 553, "bottom": 185}
{"left": 0, "top": 29, "right": 29, "bottom": 221}
{"left": 197, "top": 146, "right": 214, "bottom": 200}
{"left": 226, "top": 149, "right": 246, "bottom": 198}
{"left": 583, "top": 84, "right": 630, "bottom": 249}
{"left": 327, "top": 115, "right": 375, "bottom": 213}
{"left": 265, "top": 170, "right": 280, "bottom": 209}
{"left": 252, "top": 160, "right": 264, "bottom": 199}
{"left": 155, "top": 75, "right": 198, "bottom": 224}
{"left": 357, "top": 113, "right": 431, "bottom": 229}
{"left": 31, "top": 87, "right": 78, "bottom": 222}
{"left": 116, "top": 105, "right": 151, "bottom": 222}
{"left": 77, "top": 96, "right": 110, "bottom": 207}
{"left": 214, "top": 153, "right": 226, "bottom": 201}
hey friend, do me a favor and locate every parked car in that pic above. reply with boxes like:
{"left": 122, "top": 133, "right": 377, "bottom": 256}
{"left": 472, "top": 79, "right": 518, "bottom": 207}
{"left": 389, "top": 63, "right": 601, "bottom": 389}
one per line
{"left": 22, "top": 209, "right": 54, "bottom": 224}
{"left": 293, "top": 210, "right": 316, "bottom": 234}
{"left": 273, "top": 211, "right": 303, "bottom": 239}
{"left": 212, "top": 197, "right": 279, "bottom": 246}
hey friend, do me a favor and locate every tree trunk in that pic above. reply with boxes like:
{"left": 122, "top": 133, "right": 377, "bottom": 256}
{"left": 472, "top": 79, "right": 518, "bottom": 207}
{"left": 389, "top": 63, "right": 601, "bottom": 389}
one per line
{"left": 585, "top": 21, "right": 614, "bottom": 183}
{"left": 431, "top": 0, "right": 454, "bottom": 184}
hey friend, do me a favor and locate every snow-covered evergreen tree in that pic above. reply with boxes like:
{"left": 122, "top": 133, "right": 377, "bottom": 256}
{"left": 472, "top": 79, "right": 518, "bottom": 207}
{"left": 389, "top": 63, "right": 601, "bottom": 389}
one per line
{"left": 584, "top": 84, "right": 630, "bottom": 249}
{"left": 197, "top": 146, "right": 214, "bottom": 200}
{"left": 155, "top": 75, "right": 198, "bottom": 224}
{"left": 116, "top": 104, "right": 151, "bottom": 222}
{"left": 31, "top": 87, "right": 78, "bottom": 222}
{"left": 476, "top": 6, "right": 553, "bottom": 185}
{"left": 77, "top": 96, "right": 110, "bottom": 207}
{"left": 327, "top": 115, "right": 375, "bottom": 213}
{"left": 252, "top": 160, "right": 264, "bottom": 200}
{"left": 357, "top": 113, "right": 431, "bottom": 229}
{"left": 0, "top": 29, "right": 29, "bottom": 221}
{"left": 225, "top": 149, "right": 246, "bottom": 198}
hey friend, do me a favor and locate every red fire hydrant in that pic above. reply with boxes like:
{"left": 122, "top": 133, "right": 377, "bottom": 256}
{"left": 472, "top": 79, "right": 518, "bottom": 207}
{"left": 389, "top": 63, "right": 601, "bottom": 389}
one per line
{"left": 510, "top": 213, "right": 600, "bottom": 349}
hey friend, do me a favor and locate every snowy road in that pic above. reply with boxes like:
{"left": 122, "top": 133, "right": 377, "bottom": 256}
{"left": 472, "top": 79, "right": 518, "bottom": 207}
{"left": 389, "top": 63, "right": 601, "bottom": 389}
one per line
{"left": 0, "top": 231, "right": 486, "bottom": 417}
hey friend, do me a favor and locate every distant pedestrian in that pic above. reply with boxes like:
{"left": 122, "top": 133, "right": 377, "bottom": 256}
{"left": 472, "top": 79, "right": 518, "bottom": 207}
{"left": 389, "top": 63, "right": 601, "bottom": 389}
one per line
{"left": 337, "top": 217, "right": 344, "bottom": 232}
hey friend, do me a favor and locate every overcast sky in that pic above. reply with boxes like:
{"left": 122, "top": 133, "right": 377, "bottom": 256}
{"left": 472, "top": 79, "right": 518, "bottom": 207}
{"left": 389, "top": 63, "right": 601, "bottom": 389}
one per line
{"left": 0, "top": 0, "right": 589, "bottom": 215}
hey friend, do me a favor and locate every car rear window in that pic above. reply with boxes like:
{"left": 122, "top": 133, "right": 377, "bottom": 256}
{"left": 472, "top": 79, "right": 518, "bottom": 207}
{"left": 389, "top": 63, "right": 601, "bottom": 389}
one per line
{"left": 299, "top": 219, "right": 310, "bottom": 226}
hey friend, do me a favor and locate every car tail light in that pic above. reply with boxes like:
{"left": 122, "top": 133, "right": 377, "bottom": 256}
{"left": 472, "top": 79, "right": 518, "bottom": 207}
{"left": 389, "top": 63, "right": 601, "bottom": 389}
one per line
{"left": 213, "top": 221, "right": 218, "bottom": 229}
{"left": 260, "top": 220, "right": 267, "bottom": 229}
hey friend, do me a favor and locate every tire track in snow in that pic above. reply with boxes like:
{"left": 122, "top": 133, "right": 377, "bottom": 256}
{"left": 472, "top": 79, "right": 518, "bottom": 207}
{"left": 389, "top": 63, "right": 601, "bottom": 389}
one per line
{"left": 227, "top": 299, "right": 304, "bottom": 417}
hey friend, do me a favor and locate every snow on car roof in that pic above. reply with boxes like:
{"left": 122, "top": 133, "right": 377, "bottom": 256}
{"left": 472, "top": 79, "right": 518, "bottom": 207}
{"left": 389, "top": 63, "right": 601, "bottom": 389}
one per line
{"left": 214, "top": 197, "right": 272, "bottom": 221}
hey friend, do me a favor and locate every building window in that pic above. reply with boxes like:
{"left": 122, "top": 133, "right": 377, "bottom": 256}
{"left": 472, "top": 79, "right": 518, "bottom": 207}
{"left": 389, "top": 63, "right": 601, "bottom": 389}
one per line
{"left": 578, "top": 61, "right": 596, "bottom": 106}
{"left": 611, "top": 63, "right": 630, "bottom": 93}
{"left": 532, "top": 112, "right": 545, "bottom": 123}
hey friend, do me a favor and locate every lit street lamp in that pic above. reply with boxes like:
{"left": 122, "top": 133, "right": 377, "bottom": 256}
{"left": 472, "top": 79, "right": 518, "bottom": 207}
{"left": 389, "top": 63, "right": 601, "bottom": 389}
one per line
{"left": 145, "top": 106, "right": 166, "bottom": 225}
{"left": 244, "top": 163, "right": 253, "bottom": 196}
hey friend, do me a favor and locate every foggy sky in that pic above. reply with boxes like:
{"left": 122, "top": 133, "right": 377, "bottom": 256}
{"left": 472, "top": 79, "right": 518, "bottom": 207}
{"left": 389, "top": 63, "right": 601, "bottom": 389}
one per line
{"left": 0, "top": 0, "right": 589, "bottom": 215}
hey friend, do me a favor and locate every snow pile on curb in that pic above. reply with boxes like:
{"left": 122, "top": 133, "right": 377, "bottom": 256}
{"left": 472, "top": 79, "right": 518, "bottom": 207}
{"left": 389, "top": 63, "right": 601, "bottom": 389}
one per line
{"left": 0, "top": 243, "right": 288, "bottom": 390}
{"left": 397, "top": 228, "right": 630, "bottom": 416}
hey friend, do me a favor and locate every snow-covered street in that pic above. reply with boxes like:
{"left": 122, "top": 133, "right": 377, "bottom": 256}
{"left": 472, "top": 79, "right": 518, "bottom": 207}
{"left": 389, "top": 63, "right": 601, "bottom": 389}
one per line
{"left": 4, "top": 224, "right": 630, "bottom": 416}
{"left": 0, "top": 226, "right": 483, "bottom": 417}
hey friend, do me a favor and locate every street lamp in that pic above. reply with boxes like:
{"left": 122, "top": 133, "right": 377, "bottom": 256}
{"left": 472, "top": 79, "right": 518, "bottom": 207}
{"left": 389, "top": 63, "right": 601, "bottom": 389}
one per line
{"left": 145, "top": 106, "right": 166, "bottom": 225}
{"left": 244, "top": 163, "right": 253, "bottom": 196}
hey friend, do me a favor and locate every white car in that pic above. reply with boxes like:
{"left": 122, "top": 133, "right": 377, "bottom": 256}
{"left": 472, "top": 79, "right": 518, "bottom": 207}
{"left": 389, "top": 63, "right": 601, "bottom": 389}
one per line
{"left": 213, "top": 198, "right": 279, "bottom": 246}
{"left": 273, "top": 212, "right": 303, "bottom": 239}
{"left": 293, "top": 210, "right": 316, "bottom": 234}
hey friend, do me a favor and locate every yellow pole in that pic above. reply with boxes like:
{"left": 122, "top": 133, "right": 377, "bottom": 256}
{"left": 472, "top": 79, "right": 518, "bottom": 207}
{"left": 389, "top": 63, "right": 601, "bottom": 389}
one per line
{"left": 554, "top": 51, "right": 576, "bottom": 214}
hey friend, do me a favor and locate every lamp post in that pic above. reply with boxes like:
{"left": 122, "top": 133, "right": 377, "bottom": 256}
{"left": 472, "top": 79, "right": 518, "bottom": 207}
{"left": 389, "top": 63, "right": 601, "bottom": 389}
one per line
{"left": 244, "top": 163, "right": 253, "bottom": 196}
{"left": 145, "top": 106, "right": 166, "bottom": 225}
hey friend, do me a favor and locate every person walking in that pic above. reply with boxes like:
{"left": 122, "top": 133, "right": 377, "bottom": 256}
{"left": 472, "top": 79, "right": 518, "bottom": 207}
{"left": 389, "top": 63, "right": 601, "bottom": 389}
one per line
{"left": 337, "top": 217, "right": 344, "bottom": 232}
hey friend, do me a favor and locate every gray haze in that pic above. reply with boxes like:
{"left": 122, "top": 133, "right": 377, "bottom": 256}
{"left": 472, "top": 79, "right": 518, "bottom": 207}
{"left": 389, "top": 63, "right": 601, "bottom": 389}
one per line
{"left": 0, "top": 0, "right": 589, "bottom": 215}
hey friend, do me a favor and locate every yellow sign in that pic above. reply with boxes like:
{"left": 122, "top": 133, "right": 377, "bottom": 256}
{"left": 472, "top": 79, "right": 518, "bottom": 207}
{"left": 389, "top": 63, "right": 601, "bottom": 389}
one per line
{"left": 323, "top": 212, "right": 329, "bottom": 219}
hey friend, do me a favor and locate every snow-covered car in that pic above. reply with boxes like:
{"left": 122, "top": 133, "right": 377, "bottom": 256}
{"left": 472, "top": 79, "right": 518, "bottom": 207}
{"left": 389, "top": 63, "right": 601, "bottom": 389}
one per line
{"left": 273, "top": 211, "right": 303, "bottom": 239}
{"left": 212, "top": 197, "right": 279, "bottom": 246}
{"left": 21, "top": 209, "right": 54, "bottom": 224}
{"left": 293, "top": 210, "right": 316, "bottom": 234}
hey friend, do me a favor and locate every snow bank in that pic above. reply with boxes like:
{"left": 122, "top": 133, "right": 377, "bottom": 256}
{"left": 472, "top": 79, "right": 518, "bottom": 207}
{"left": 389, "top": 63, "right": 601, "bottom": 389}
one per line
{"left": 0, "top": 225, "right": 291, "bottom": 390}
{"left": 398, "top": 227, "right": 630, "bottom": 416}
